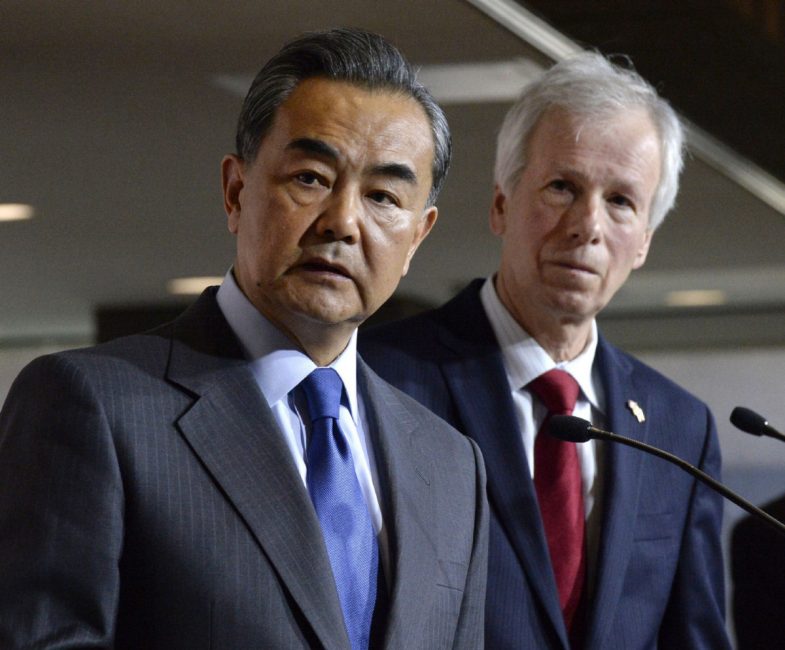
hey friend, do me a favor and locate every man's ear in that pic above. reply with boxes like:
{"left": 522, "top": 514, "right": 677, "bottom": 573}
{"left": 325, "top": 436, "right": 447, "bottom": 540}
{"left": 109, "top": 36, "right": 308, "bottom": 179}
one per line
{"left": 221, "top": 154, "right": 245, "bottom": 234}
{"left": 401, "top": 206, "right": 438, "bottom": 277}
{"left": 632, "top": 228, "right": 653, "bottom": 270}
{"left": 489, "top": 184, "right": 507, "bottom": 236}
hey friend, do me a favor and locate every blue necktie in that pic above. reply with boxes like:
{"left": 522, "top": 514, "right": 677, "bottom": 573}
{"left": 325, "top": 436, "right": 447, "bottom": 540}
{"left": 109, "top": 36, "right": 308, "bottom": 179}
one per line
{"left": 300, "top": 368, "right": 378, "bottom": 650}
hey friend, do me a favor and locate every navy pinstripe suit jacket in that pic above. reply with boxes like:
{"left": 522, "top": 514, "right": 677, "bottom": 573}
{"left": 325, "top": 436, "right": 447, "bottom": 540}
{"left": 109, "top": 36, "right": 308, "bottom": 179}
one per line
{"left": 0, "top": 288, "right": 488, "bottom": 649}
{"left": 361, "top": 280, "right": 730, "bottom": 650}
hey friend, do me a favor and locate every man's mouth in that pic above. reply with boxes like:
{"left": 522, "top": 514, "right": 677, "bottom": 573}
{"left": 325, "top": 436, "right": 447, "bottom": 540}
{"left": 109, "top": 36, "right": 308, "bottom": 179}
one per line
{"left": 297, "top": 258, "right": 352, "bottom": 279}
{"left": 550, "top": 259, "right": 598, "bottom": 275}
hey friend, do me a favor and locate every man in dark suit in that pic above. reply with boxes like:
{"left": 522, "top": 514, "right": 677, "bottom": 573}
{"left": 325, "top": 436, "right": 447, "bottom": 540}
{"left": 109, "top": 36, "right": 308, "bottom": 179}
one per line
{"left": 0, "top": 29, "right": 487, "bottom": 649}
{"left": 361, "top": 52, "right": 730, "bottom": 649}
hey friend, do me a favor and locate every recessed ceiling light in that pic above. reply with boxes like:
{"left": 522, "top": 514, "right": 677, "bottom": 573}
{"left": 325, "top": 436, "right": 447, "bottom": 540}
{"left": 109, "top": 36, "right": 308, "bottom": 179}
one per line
{"left": 167, "top": 276, "right": 223, "bottom": 295}
{"left": 0, "top": 203, "right": 34, "bottom": 222}
{"left": 665, "top": 289, "right": 727, "bottom": 307}
{"left": 415, "top": 59, "right": 543, "bottom": 104}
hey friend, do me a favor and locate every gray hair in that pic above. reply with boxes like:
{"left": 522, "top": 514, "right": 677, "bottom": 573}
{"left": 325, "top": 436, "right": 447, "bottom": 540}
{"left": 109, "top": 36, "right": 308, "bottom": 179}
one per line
{"left": 494, "top": 51, "right": 684, "bottom": 230}
{"left": 235, "top": 27, "right": 451, "bottom": 206}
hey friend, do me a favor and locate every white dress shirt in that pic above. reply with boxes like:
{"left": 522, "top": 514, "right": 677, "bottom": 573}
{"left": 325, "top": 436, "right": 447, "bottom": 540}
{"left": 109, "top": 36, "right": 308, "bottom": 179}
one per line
{"left": 480, "top": 277, "right": 606, "bottom": 582}
{"left": 216, "top": 271, "right": 387, "bottom": 566}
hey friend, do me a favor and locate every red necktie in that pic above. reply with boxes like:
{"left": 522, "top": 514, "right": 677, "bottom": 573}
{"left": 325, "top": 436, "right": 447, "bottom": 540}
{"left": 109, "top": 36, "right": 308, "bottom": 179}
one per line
{"left": 529, "top": 369, "right": 585, "bottom": 636}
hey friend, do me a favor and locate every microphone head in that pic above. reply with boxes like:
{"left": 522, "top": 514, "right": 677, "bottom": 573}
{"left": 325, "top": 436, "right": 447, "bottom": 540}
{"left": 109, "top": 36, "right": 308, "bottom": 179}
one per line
{"left": 730, "top": 406, "right": 768, "bottom": 436}
{"left": 547, "top": 415, "right": 594, "bottom": 443}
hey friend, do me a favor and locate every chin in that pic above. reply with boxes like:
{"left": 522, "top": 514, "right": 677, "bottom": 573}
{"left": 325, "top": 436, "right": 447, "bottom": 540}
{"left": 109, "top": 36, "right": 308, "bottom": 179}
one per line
{"left": 550, "top": 295, "right": 602, "bottom": 322}
{"left": 294, "top": 303, "right": 364, "bottom": 328}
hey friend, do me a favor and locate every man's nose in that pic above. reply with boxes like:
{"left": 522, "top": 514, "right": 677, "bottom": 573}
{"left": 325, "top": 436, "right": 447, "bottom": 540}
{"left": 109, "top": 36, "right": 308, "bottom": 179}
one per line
{"left": 316, "top": 189, "right": 361, "bottom": 244}
{"left": 564, "top": 194, "right": 602, "bottom": 244}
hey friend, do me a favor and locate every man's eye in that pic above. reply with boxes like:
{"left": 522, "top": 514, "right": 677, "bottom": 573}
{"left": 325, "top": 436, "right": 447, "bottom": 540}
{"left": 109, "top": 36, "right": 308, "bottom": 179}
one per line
{"left": 295, "top": 172, "right": 321, "bottom": 186}
{"left": 367, "top": 191, "right": 397, "bottom": 206}
{"left": 548, "top": 179, "right": 570, "bottom": 192}
{"left": 609, "top": 195, "right": 633, "bottom": 209}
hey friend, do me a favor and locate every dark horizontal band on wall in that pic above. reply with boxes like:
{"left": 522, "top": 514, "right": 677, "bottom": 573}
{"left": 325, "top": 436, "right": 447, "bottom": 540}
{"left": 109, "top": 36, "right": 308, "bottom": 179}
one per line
{"left": 599, "top": 305, "right": 785, "bottom": 351}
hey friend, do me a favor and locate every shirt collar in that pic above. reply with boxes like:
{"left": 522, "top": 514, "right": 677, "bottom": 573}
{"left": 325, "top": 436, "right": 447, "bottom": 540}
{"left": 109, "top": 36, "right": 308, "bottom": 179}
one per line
{"left": 479, "top": 276, "right": 600, "bottom": 411}
{"left": 216, "top": 269, "right": 359, "bottom": 420}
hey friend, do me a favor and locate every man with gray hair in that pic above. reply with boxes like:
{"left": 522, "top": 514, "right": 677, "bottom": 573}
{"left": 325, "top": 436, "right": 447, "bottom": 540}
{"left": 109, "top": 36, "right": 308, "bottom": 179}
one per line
{"left": 362, "top": 52, "right": 731, "bottom": 649}
{"left": 0, "top": 28, "right": 488, "bottom": 649}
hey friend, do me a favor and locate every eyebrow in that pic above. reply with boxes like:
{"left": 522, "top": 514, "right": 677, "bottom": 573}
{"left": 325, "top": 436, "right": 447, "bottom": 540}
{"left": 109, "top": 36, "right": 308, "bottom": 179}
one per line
{"left": 369, "top": 162, "right": 417, "bottom": 185}
{"left": 555, "top": 165, "right": 644, "bottom": 196}
{"left": 286, "top": 137, "right": 339, "bottom": 160}
{"left": 286, "top": 137, "right": 418, "bottom": 185}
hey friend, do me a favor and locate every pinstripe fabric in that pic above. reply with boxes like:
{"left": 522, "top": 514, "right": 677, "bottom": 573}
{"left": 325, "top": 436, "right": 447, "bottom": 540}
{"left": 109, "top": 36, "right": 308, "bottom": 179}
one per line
{"left": 0, "top": 288, "right": 488, "bottom": 649}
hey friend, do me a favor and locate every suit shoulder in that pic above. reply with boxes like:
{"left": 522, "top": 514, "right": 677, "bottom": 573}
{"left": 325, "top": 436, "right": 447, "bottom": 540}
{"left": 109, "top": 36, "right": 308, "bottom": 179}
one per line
{"left": 361, "top": 308, "right": 442, "bottom": 358}
{"left": 600, "top": 341, "right": 720, "bottom": 473}
{"left": 5, "top": 331, "right": 173, "bottom": 408}
{"left": 361, "top": 280, "right": 488, "bottom": 365}
{"left": 31, "top": 288, "right": 224, "bottom": 383}
{"left": 361, "top": 361, "right": 477, "bottom": 457}
{"left": 733, "top": 494, "right": 785, "bottom": 541}
{"left": 55, "top": 330, "right": 170, "bottom": 373}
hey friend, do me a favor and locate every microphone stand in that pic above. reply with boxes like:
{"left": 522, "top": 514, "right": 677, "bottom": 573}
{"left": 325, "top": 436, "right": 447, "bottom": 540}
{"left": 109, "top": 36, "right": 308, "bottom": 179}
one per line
{"left": 549, "top": 415, "right": 785, "bottom": 539}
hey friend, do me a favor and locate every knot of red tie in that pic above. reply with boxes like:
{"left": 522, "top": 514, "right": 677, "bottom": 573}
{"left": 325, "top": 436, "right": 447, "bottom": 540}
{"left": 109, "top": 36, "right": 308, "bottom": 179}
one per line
{"left": 528, "top": 368, "right": 580, "bottom": 415}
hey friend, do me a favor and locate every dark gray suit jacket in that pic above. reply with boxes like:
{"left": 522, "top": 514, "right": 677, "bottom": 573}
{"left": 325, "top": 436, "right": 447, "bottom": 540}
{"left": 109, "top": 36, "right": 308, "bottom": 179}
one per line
{"left": 0, "top": 288, "right": 488, "bottom": 649}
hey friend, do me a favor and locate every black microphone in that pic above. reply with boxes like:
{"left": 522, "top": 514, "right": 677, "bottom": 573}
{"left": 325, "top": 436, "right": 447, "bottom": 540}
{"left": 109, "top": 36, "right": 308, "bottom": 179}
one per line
{"left": 548, "top": 414, "right": 785, "bottom": 538}
{"left": 730, "top": 406, "right": 785, "bottom": 443}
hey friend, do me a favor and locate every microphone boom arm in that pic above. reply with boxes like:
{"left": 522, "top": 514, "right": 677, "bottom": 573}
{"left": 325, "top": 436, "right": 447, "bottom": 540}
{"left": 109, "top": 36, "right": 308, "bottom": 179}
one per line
{"left": 592, "top": 427, "right": 785, "bottom": 538}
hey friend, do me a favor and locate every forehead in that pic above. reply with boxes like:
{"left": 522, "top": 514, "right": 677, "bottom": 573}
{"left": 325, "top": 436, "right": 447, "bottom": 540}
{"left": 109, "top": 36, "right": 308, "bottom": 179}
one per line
{"left": 265, "top": 78, "right": 435, "bottom": 171}
{"left": 527, "top": 106, "right": 661, "bottom": 182}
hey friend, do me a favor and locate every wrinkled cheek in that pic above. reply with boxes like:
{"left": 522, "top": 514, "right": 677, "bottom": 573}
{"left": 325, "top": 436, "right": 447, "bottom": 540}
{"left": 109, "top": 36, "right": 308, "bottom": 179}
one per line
{"left": 368, "top": 252, "right": 408, "bottom": 293}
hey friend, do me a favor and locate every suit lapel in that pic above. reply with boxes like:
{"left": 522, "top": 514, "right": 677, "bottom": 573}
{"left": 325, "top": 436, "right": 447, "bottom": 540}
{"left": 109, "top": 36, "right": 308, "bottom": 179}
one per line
{"left": 435, "top": 284, "right": 568, "bottom": 647}
{"left": 584, "top": 338, "right": 650, "bottom": 649}
{"left": 357, "top": 361, "right": 438, "bottom": 649}
{"left": 165, "top": 291, "right": 349, "bottom": 650}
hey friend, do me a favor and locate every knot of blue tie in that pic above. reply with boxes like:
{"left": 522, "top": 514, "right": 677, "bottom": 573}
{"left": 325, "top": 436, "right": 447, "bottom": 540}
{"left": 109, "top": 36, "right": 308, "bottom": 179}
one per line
{"left": 300, "top": 367, "right": 343, "bottom": 421}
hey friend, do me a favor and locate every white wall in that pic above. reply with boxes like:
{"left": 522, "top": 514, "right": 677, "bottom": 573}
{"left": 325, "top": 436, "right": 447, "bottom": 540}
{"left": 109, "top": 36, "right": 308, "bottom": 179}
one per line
{"left": 639, "top": 347, "right": 785, "bottom": 505}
